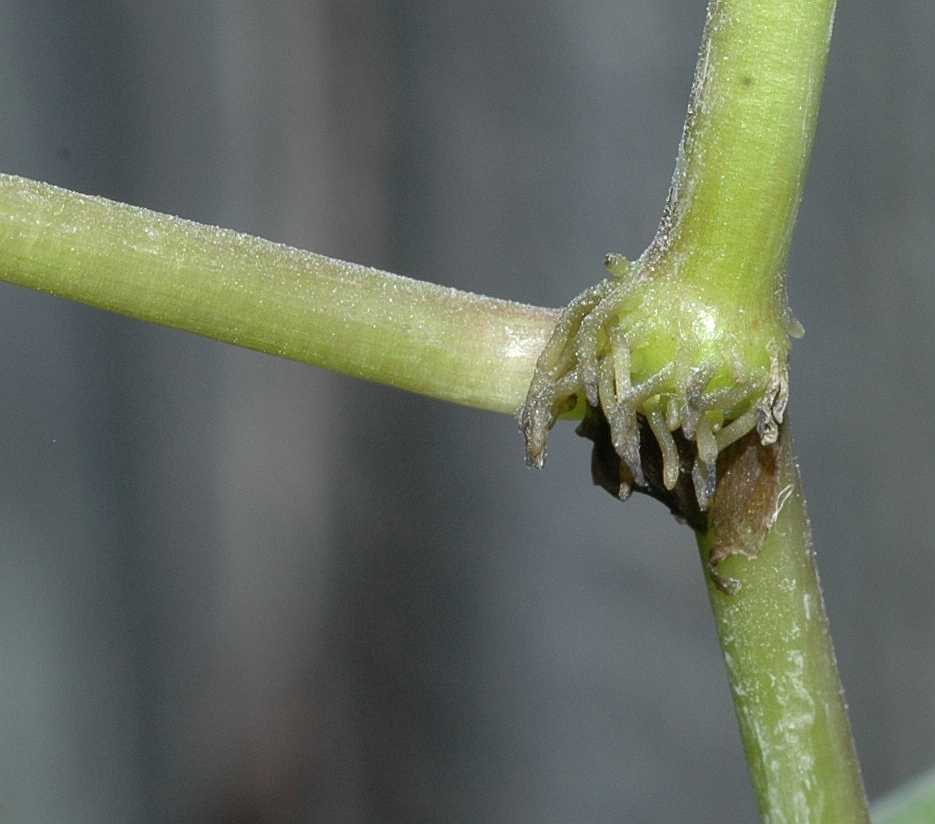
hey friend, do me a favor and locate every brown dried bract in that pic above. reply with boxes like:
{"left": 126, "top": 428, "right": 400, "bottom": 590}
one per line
{"left": 708, "top": 429, "right": 782, "bottom": 565}
{"left": 577, "top": 404, "right": 785, "bottom": 593}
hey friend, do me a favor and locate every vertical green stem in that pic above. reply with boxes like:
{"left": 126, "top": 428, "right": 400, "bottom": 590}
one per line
{"left": 667, "top": 1, "right": 868, "bottom": 820}
{"left": 698, "top": 437, "right": 868, "bottom": 821}
{"left": 653, "top": 0, "right": 836, "bottom": 316}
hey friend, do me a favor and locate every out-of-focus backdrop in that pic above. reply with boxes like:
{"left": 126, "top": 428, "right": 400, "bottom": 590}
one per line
{"left": 0, "top": 2, "right": 932, "bottom": 822}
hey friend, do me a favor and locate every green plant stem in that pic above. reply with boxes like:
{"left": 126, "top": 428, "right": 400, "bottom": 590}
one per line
{"left": 0, "top": 2, "right": 870, "bottom": 820}
{"left": 698, "top": 439, "right": 868, "bottom": 821}
{"left": 0, "top": 174, "right": 556, "bottom": 415}
{"left": 656, "top": 0, "right": 836, "bottom": 312}
{"left": 673, "top": 1, "right": 868, "bottom": 820}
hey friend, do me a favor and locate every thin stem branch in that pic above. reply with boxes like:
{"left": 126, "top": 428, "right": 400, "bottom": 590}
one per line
{"left": 0, "top": 174, "right": 556, "bottom": 415}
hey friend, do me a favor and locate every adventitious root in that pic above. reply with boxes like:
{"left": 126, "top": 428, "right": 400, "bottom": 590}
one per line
{"left": 518, "top": 255, "right": 796, "bottom": 511}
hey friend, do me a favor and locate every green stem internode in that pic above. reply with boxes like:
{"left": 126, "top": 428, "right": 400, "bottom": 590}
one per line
{"left": 656, "top": 0, "right": 836, "bottom": 315}
{"left": 0, "top": 174, "right": 555, "bottom": 415}
{"left": 698, "top": 436, "right": 868, "bottom": 822}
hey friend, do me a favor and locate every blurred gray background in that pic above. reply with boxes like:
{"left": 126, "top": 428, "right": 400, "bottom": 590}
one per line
{"left": 0, "top": 2, "right": 932, "bottom": 822}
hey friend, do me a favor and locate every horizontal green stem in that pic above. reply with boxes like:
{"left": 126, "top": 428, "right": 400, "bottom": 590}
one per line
{"left": 0, "top": 174, "right": 557, "bottom": 415}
